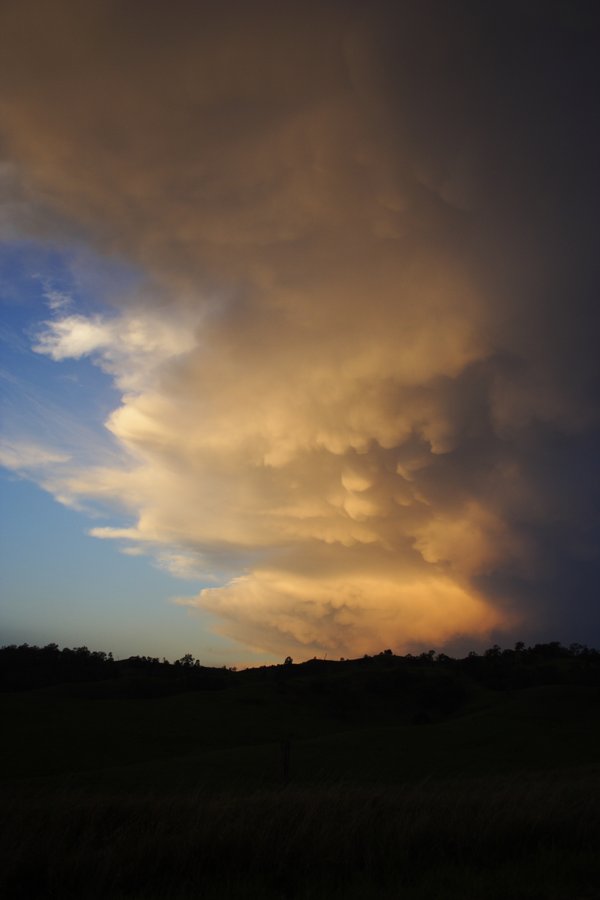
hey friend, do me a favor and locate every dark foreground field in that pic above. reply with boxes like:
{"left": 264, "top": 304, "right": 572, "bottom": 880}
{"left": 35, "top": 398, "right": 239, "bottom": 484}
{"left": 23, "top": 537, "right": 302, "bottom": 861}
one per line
{"left": 4, "top": 773, "right": 600, "bottom": 899}
{"left": 2, "top": 644, "right": 600, "bottom": 898}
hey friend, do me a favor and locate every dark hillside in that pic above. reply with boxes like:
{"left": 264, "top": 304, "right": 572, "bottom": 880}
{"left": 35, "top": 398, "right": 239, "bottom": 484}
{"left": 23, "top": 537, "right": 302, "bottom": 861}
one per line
{"left": 2, "top": 642, "right": 600, "bottom": 898}
{"left": 2, "top": 640, "right": 600, "bottom": 791}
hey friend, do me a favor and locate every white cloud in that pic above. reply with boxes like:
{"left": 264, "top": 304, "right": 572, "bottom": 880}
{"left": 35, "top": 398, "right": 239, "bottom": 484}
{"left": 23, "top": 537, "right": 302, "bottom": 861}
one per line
{"left": 33, "top": 314, "right": 112, "bottom": 359}
{"left": 33, "top": 309, "right": 197, "bottom": 391}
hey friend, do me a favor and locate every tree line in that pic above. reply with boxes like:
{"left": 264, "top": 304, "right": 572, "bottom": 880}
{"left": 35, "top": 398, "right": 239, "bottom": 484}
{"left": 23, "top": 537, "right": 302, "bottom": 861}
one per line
{"left": 1, "top": 640, "right": 599, "bottom": 696}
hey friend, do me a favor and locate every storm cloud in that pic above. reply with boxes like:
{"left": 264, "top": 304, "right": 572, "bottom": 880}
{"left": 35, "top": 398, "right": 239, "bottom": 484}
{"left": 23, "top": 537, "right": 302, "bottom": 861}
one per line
{"left": 1, "top": 0, "right": 598, "bottom": 656}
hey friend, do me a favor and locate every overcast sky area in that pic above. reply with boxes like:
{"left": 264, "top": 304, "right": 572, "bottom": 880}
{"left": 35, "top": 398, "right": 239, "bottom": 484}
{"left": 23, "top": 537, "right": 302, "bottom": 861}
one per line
{"left": 1, "top": 0, "right": 599, "bottom": 664}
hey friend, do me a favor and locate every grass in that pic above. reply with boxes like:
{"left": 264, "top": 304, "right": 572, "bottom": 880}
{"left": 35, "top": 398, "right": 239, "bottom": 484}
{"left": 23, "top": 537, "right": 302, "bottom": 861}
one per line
{"left": 2, "top": 772, "right": 599, "bottom": 898}
{"left": 2, "top": 676, "right": 600, "bottom": 897}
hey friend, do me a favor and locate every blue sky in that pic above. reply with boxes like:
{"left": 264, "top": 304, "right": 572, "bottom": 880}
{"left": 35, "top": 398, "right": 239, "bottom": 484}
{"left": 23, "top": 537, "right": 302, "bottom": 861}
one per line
{"left": 1, "top": 242, "right": 121, "bottom": 455}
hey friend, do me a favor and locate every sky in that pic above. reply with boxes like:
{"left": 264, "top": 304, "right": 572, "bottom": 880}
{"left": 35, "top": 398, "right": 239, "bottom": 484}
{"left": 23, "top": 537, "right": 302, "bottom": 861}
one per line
{"left": 1, "top": 0, "right": 599, "bottom": 663}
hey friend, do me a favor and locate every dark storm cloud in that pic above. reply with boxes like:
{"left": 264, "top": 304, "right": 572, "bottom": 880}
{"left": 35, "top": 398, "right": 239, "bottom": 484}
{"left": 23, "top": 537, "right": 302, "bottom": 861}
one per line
{"left": 1, "top": 0, "right": 598, "bottom": 654}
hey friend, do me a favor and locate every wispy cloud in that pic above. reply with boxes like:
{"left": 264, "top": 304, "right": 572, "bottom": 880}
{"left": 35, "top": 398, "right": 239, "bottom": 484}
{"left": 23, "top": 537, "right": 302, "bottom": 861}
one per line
{"left": 0, "top": 438, "right": 70, "bottom": 471}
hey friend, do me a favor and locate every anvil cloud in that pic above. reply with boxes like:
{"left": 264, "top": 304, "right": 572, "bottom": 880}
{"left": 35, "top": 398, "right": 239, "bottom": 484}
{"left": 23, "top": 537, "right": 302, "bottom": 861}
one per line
{"left": 1, "top": 0, "right": 599, "bottom": 656}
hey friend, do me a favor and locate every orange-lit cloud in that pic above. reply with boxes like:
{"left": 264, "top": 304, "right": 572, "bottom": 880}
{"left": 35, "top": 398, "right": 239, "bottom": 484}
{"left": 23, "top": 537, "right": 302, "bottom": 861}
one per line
{"left": 1, "top": 1, "right": 598, "bottom": 655}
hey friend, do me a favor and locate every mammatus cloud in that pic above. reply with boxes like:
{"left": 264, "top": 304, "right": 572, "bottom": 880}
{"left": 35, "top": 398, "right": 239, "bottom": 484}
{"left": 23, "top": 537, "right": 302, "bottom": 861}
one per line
{"left": 27, "top": 294, "right": 515, "bottom": 655}
{"left": 1, "top": 1, "right": 598, "bottom": 655}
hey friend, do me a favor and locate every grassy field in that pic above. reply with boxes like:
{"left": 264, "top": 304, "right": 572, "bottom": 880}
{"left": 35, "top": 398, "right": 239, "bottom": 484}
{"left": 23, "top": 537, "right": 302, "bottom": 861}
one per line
{"left": 2, "top": 664, "right": 600, "bottom": 897}
{"left": 2, "top": 680, "right": 600, "bottom": 789}
{"left": 3, "top": 772, "right": 600, "bottom": 898}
